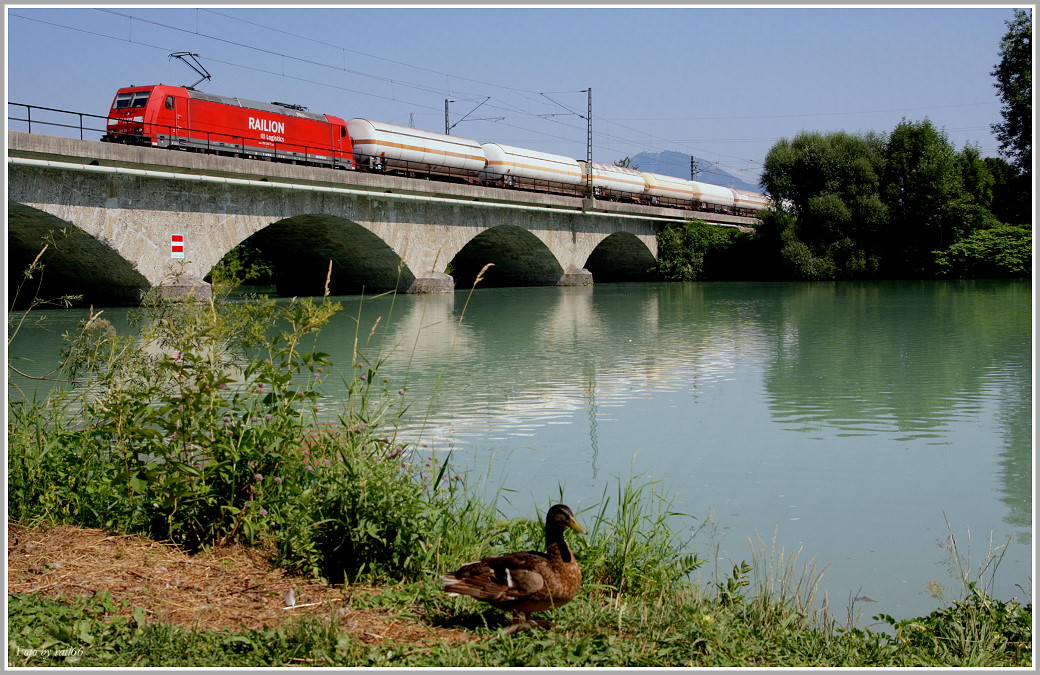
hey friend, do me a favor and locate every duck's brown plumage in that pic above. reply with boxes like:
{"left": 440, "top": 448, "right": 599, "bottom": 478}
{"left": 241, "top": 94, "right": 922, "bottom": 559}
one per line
{"left": 441, "top": 504, "right": 585, "bottom": 627}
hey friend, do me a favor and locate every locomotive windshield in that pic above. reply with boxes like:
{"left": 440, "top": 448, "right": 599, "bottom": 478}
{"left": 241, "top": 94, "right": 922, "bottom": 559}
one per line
{"left": 113, "top": 91, "right": 151, "bottom": 109}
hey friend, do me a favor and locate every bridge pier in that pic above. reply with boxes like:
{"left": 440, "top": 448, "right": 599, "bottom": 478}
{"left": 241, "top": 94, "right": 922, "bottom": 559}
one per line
{"left": 154, "top": 276, "right": 213, "bottom": 302}
{"left": 556, "top": 268, "right": 594, "bottom": 286}
{"left": 405, "top": 272, "right": 455, "bottom": 294}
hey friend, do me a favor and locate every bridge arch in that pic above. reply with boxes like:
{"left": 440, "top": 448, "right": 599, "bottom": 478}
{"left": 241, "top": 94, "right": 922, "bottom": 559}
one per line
{"left": 449, "top": 225, "right": 565, "bottom": 289}
{"left": 238, "top": 214, "right": 415, "bottom": 296}
{"left": 8, "top": 202, "right": 149, "bottom": 306}
{"left": 584, "top": 231, "right": 657, "bottom": 282}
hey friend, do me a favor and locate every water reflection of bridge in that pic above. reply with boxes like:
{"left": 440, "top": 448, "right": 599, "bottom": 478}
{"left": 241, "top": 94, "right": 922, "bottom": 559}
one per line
{"left": 316, "top": 286, "right": 770, "bottom": 454}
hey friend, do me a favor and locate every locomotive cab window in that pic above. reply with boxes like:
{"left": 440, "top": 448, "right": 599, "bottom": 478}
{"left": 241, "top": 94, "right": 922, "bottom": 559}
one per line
{"left": 165, "top": 96, "right": 175, "bottom": 110}
{"left": 114, "top": 91, "right": 151, "bottom": 109}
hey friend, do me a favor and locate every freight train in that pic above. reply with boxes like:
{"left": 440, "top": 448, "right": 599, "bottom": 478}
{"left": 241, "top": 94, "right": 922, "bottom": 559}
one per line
{"left": 102, "top": 84, "right": 771, "bottom": 216}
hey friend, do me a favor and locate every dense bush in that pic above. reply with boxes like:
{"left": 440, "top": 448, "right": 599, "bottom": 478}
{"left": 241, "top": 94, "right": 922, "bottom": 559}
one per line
{"left": 7, "top": 292, "right": 430, "bottom": 580}
{"left": 652, "top": 219, "right": 745, "bottom": 281}
{"left": 877, "top": 583, "right": 1032, "bottom": 665}
{"left": 933, "top": 224, "right": 1032, "bottom": 278}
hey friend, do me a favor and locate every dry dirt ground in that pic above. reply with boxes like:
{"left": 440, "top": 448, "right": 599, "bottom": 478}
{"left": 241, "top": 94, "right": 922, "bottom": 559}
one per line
{"left": 6, "top": 523, "right": 471, "bottom": 647}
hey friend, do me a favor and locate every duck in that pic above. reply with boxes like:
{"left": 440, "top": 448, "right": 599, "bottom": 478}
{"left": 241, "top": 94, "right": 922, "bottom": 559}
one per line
{"left": 440, "top": 504, "right": 586, "bottom": 634}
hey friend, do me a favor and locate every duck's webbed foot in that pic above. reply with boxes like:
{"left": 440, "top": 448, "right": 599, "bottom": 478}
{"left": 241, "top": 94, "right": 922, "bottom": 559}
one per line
{"left": 501, "top": 616, "right": 553, "bottom": 636}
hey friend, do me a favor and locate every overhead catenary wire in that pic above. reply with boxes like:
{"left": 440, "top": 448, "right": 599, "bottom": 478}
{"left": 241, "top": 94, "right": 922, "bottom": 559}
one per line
{"left": 11, "top": 9, "right": 663, "bottom": 167}
{"left": 0, "top": 11, "right": 900, "bottom": 175}
{"left": 8, "top": 9, "right": 1001, "bottom": 176}
{"left": 1, "top": 15, "right": 695, "bottom": 156}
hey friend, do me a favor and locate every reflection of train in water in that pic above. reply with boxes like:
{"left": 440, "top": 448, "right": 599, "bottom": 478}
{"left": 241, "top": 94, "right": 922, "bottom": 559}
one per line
{"left": 102, "top": 84, "right": 771, "bottom": 216}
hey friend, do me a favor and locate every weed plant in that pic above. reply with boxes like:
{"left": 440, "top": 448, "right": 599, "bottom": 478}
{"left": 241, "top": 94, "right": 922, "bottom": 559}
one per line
{"left": 8, "top": 288, "right": 427, "bottom": 575}
{"left": 579, "top": 474, "right": 705, "bottom": 596}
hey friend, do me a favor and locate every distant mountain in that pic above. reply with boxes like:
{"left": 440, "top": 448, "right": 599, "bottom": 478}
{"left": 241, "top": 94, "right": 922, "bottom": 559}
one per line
{"left": 626, "top": 151, "right": 761, "bottom": 192}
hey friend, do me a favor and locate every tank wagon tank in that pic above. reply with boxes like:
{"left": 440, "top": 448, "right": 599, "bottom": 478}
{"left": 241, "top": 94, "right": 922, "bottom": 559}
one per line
{"left": 583, "top": 162, "right": 645, "bottom": 200}
{"left": 730, "top": 188, "right": 772, "bottom": 213}
{"left": 641, "top": 172, "right": 696, "bottom": 206}
{"left": 481, "top": 143, "right": 583, "bottom": 190}
{"left": 347, "top": 118, "right": 486, "bottom": 178}
{"left": 690, "top": 180, "right": 737, "bottom": 212}
{"left": 102, "top": 85, "right": 353, "bottom": 168}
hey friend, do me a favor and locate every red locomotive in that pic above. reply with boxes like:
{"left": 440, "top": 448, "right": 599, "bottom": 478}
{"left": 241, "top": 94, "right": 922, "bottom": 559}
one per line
{"left": 102, "top": 84, "right": 353, "bottom": 169}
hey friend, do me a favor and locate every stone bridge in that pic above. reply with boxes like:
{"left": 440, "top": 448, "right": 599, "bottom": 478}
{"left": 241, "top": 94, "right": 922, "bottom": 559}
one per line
{"left": 7, "top": 131, "right": 756, "bottom": 304}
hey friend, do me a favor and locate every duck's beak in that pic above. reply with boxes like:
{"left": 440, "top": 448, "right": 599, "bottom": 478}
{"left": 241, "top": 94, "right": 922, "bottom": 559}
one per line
{"left": 568, "top": 516, "right": 587, "bottom": 534}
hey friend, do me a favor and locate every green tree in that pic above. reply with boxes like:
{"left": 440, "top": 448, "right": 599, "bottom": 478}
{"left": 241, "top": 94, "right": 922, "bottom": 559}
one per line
{"left": 984, "top": 156, "right": 1031, "bottom": 226}
{"left": 957, "top": 144, "right": 995, "bottom": 210}
{"left": 759, "top": 119, "right": 1018, "bottom": 281}
{"left": 991, "top": 9, "right": 1032, "bottom": 175}
{"left": 954, "top": 144, "right": 1003, "bottom": 235}
{"left": 880, "top": 119, "right": 967, "bottom": 275}
{"left": 760, "top": 130, "right": 886, "bottom": 279}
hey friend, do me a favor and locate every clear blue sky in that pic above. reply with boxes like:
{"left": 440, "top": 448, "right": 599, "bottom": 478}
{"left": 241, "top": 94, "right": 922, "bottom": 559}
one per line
{"left": 5, "top": 5, "right": 1022, "bottom": 185}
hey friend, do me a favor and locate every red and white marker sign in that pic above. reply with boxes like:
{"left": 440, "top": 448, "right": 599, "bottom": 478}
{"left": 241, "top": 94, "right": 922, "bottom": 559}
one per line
{"left": 171, "top": 234, "right": 184, "bottom": 259}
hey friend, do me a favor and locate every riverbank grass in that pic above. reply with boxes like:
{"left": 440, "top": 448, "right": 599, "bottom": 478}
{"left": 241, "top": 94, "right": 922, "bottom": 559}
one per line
{"left": 7, "top": 546, "right": 1031, "bottom": 667}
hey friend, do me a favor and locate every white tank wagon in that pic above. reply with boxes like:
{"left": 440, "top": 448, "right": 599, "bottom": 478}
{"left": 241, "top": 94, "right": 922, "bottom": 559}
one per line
{"left": 641, "top": 172, "right": 696, "bottom": 206}
{"left": 481, "top": 143, "right": 583, "bottom": 189}
{"left": 347, "top": 118, "right": 487, "bottom": 176}
{"left": 690, "top": 180, "right": 737, "bottom": 212}
{"left": 730, "top": 188, "right": 772, "bottom": 213}
{"left": 583, "top": 162, "right": 645, "bottom": 199}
